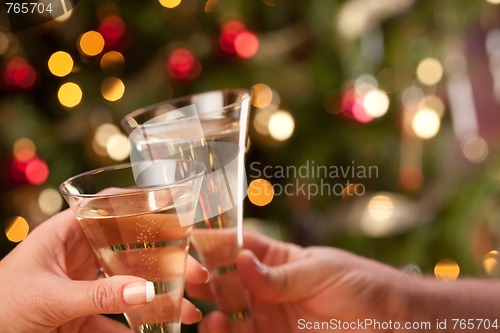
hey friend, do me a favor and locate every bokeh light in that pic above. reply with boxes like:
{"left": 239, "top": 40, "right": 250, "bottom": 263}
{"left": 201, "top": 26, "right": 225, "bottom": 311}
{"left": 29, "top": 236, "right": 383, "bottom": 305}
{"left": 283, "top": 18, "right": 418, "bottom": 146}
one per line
{"left": 367, "top": 195, "right": 393, "bottom": 221}
{"left": 461, "top": 135, "right": 489, "bottom": 163}
{"left": 234, "top": 31, "right": 259, "bottom": 58}
{"left": 251, "top": 83, "right": 273, "bottom": 108}
{"left": 399, "top": 166, "right": 424, "bottom": 191}
{"left": 13, "top": 137, "right": 36, "bottom": 162}
{"left": 100, "top": 51, "right": 125, "bottom": 74}
{"left": 167, "top": 48, "right": 201, "bottom": 80}
{"left": 483, "top": 250, "right": 499, "bottom": 275}
{"left": 5, "top": 216, "right": 29, "bottom": 243}
{"left": 268, "top": 110, "right": 295, "bottom": 141}
{"left": 253, "top": 110, "right": 272, "bottom": 135}
{"left": 219, "top": 21, "right": 247, "bottom": 54}
{"left": 412, "top": 108, "right": 441, "bottom": 139}
{"left": 4, "top": 57, "right": 37, "bottom": 89}
{"left": 78, "top": 31, "right": 105, "bottom": 57}
{"left": 341, "top": 90, "right": 374, "bottom": 123}
{"left": 342, "top": 183, "right": 364, "bottom": 201}
{"left": 106, "top": 133, "right": 130, "bottom": 161}
{"left": 247, "top": 178, "right": 274, "bottom": 206}
{"left": 486, "top": 0, "right": 500, "bottom": 4}
{"left": 401, "top": 86, "right": 425, "bottom": 110}
{"left": 159, "top": 0, "right": 182, "bottom": 8}
{"left": 101, "top": 77, "right": 125, "bottom": 102}
{"left": 0, "top": 32, "right": 10, "bottom": 55}
{"left": 416, "top": 57, "right": 444, "bottom": 86}
{"left": 38, "top": 188, "right": 63, "bottom": 215}
{"left": 98, "top": 15, "right": 126, "bottom": 46}
{"left": 355, "top": 74, "right": 378, "bottom": 96}
{"left": 362, "top": 89, "right": 390, "bottom": 118}
{"left": 58, "top": 82, "right": 83, "bottom": 108}
{"left": 48, "top": 51, "right": 73, "bottom": 77}
{"left": 94, "top": 123, "right": 121, "bottom": 147}
{"left": 418, "top": 95, "right": 445, "bottom": 118}
{"left": 434, "top": 259, "right": 460, "bottom": 281}
{"left": 25, "top": 158, "right": 49, "bottom": 185}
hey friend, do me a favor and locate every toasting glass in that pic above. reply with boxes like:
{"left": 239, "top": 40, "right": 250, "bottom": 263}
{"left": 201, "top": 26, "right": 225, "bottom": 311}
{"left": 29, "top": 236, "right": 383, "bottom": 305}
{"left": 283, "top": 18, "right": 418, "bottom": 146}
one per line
{"left": 121, "top": 89, "right": 255, "bottom": 332}
{"left": 60, "top": 160, "right": 205, "bottom": 333}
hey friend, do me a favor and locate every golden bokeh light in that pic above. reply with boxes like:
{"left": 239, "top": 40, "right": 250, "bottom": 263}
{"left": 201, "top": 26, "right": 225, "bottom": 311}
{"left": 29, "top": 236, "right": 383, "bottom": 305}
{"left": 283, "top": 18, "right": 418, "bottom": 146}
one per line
{"left": 38, "top": 188, "right": 63, "bottom": 216}
{"left": 13, "top": 137, "right": 36, "bottom": 162}
{"left": 268, "top": 110, "right": 295, "bottom": 141}
{"left": 159, "top": 0, "right": 182, "bottom": 8}
{"left": 94, "top": 123, "right": 121, "bottom": 148}
{"left": 342, "top": 183, "right": 363, "bottom": 201}
{"left": 248, "top": 179, "right": 274, "bottom": 206}
{"left": 412, "top": 108, "right": 441, "bottom": 139}
{"left": 106, "top": 133, "right": 130, "bottom": 161}
{"left": 363, "top": 89, "right": 390, "bottom": 118}
{"left": 5, "top": 216, "right": 29, "bottom": 243}
{"left": 434, "top": 259, "right": 460, "bottom": 281}
{"left": 461, "top": 135, "right": 489, "bottom": 163}
{"left": 483, "top": 250, "right": 499, "bottom": 275}
{"left": 78, "top": 31, "right": 105, "bottom": 57}
{"left": 416, "top": 57, "right": 444, "bottom": 86}
{"left": 252, "top": 83, "right": 273, "bottom": 108}
{"left": 367, "top": 195, "right": 393, "bottom": 221}
{"left": 253, "top": 110, "right": 272, "bottom": 135}
{"left": 48, "top": 51, "right": 73, "bottom": 77}
{"left": 58, "top": 82, "right": 82, "bottom": 108}
{"left": 418, "top": 95, "right": 445, "bottom": 118}
{"left": 486, "top": 0, "right": 500, "bottom": 4}
{"left": 101, "top": 77, "right": 125, "bottom": 102}
{"left": 100, "top": 51, "right": 125, "bottom": 74}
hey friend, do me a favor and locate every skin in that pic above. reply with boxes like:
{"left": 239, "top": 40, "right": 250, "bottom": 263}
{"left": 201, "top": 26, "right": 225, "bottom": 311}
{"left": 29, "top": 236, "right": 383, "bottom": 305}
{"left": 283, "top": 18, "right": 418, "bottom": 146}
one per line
{"left": 187, "top": 232, "right": 500, "bottom": 333}
{"left": 0, "top": 209, "right": 209, "bottom": 333}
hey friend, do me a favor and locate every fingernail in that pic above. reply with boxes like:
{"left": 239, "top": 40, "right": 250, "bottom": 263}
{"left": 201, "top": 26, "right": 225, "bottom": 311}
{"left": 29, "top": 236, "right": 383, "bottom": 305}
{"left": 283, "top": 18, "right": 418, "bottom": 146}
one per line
{"left": 202, "top": 267, "right": 211, "bottom": 283}
{"left": 123, "top": 281, "right": 155, "bottom": 305}
{"left": 196, "top": 308, "right": 203, "bottom": 322}
{"left": 252, "top": 255, "right": 267, "bottom": 274}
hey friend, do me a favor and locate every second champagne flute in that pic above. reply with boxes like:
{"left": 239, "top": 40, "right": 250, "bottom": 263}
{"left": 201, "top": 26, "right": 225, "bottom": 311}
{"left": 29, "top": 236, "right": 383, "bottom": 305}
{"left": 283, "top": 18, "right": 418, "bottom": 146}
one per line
{"left": 122, "top": 89, "right": 255, "bottom": 333}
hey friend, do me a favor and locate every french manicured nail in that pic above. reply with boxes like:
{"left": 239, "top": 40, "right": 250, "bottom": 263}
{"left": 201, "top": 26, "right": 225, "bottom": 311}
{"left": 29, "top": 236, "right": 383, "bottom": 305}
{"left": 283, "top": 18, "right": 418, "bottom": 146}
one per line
{"left": 196, "top": 308, "right": 203, "bottom": 322}
{"left": 202, "top": 266, "right": 211, "bottom": 283}
{"left": 123, "top": 281, "right": 155, "bottom": 305}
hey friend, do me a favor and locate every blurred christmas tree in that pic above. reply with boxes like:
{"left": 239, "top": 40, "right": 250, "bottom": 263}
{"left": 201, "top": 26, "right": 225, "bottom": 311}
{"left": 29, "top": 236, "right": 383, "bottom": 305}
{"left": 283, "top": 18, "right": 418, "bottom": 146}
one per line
{"left": 2, "top": 0, "right": 500, "bottom": 329}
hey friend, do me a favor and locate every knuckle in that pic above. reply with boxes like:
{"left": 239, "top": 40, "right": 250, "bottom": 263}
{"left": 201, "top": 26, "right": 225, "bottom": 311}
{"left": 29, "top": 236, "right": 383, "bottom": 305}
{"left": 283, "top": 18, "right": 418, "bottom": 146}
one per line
{"left": 92, "top": 281, "right": 118, "bottom": 312}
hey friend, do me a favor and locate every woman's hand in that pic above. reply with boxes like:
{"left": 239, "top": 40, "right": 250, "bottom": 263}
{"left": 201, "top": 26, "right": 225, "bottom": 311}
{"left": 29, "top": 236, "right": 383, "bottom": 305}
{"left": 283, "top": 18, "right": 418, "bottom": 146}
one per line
{"left": 0, "top": 209, "right": 209, "bottom": 333}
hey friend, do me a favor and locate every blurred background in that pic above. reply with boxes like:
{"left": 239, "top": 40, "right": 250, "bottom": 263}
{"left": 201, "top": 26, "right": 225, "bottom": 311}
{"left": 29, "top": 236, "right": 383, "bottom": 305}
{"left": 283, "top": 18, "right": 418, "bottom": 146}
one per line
{"left": 2, "top": 0, "right": 500, "bottom": 328}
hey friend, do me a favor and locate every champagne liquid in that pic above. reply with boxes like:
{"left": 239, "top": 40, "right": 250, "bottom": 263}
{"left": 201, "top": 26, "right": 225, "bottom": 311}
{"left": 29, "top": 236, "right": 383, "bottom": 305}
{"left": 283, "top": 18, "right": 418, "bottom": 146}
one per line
{"left": 77, "top": 188, "right": 194, "bottom": 333}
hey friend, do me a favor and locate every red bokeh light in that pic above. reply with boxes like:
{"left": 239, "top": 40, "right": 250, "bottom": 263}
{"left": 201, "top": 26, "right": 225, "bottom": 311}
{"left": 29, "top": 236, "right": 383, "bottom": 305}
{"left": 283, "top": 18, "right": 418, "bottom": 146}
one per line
{"left": 167, "top": 48, "right": 201, "bottom": 80}
{"left": 99, "top": 15, "right": 126, "bottom": 47}
{"left": 219, "top": 21, "right": 247, "bottom": 54}
{"left": 4, "top": 57, "right": 37, "bottom": 89}
{"left": 10, "top": 156, "right": 49, "bottom": 185}
{"left": 25, "top": 158, "right": 49, "bottom": 185}
{"left": 341, "top": 89, "right": 374, "bottom": 124}
{"left": 235, "top": 31, "right": 259, "bottom": 58}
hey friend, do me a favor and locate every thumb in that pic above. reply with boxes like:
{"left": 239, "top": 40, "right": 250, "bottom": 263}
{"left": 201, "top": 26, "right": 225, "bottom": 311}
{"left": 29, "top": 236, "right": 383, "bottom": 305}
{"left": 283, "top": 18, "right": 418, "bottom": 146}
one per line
{"left": 56, "top": 275, "right": 155, "bottom": 320}
{"left": 237, "top": 250, "right": 316, "bottom": 303}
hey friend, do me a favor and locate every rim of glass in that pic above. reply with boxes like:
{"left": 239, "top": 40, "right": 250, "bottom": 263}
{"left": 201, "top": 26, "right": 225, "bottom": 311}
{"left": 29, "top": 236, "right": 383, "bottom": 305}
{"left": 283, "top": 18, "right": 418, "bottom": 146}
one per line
{"left": 59, "top": 160, "right": 206, "bottom": 199}
{"left": 121, "top": 88, "right": 251, "bottom": 130}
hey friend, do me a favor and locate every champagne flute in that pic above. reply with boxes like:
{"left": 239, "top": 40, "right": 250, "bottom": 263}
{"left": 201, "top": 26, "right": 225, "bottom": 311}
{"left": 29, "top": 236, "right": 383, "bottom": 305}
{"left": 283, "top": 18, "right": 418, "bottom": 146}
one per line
{"left": 121, "top": 89, "right": 255, "bottom": 332}
{"left": 60, "top": 159, "right": 205, "bottom": 333}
